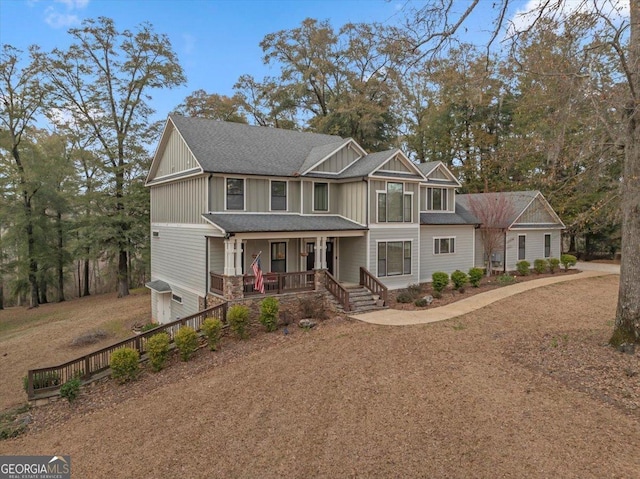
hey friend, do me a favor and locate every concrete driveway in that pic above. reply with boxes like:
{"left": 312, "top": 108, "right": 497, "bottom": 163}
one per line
{"left": 576, "top": 261, "right": 621, "bottom": 274}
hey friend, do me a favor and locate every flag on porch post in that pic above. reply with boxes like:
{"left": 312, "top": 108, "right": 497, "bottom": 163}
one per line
{"left": 251, "top": 253, "right": 265, "bottom": 294}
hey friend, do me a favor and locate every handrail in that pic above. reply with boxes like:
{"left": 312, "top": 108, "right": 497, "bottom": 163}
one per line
{"left": 26, "top": 302, "right": 227, "bottom": 400}
{"left": 325, "top": 271, "right": 350, "bottom": 312}
{"left": 243, "top": 271, "right": 315, "bottom": 295}
{"left": 359, "top": 267, "right": 388, "bottom": 305}
{"left": 210, "top": 272, "right": 224, "bottom": 295}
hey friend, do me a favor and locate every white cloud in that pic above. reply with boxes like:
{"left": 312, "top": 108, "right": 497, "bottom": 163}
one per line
{"left": 182, "top": 33, "right": 196, "bottom": 56}
{"left": 55, "top": 0, "right": 89, "bottom": 8}
{"left": 45, "top": 7, "right": 80, "bottom": 28}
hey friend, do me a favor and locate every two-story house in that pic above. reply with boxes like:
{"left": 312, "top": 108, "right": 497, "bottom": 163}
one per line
{"left": 145, "top": 115, "right": 564, "bottom": 323}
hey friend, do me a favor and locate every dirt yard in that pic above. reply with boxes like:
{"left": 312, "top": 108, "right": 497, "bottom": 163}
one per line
{"left": 1, "top": 275, "right": 638, "bottom": 478}
{"left": 0, "top": 290, "right": 150, "bottom": 411}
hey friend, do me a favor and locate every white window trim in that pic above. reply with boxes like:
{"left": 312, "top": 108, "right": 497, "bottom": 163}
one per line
{"left": 426, "top": 187, "right": 450, "bottom": 212}
{"left": 376, "top": 189, "right": 386, "bottom": 223}
{"left": 544, "top": 233, "right": 551, "bottom": 258}
{"left": 269, "top": 179, "right": 288, "bottom": 212}
{"left": 152, "top": 230, "right": 159, "bottom": 238}
{"left": 518, "top": 234, "right": 527, "bottom": 261}
{"left": 224, "top": 177, "right": 246, "bottom": 211}
{"left": 171, "top": 293, "right": 183, "bottom": 304}
{"left": 312, "top": 181, "right": 330, "bottom": 212}
{"left": 404, "top": 191, "right": 414, "bottom": 223}
{"left": 433, "top": 236, "right": 456, "bottom": 255}
{"left": 376, "top": 239, "right": 413, "bottom": 277}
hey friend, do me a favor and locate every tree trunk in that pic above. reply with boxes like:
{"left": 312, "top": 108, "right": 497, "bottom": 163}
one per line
{"left": 0, "top": 282, "right": 4, "bottom": 310}
{"left": 56, "top": 210, "right": 65, "bottom": 302}
{"left": 38, "top": 275, "right": 47, "bottom": 304}
{"left": 115, "top": 163, "right": 129, "bottom": 298}
{"left": 612, "top": 0, "right": 640, "bottom": 345}
{"left": 83, "top": 256, "right": 90, "bottom": 297}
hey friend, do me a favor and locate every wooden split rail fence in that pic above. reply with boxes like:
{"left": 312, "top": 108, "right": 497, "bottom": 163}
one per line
{"left": 26, "top": 302, "right": 228, "bottom": 400}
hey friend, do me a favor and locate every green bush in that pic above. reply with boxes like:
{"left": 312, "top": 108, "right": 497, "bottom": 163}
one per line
{"left": 547, "top": 258, "right": 560, "bottom": 273}
{"left": 60, "top": 378, "right": 81, "bottom": 403}
{"left": 414, "top": 297, "right": 429, "bottom": 307}
{"left": 407, "top": 283, "right": 422, "bottom": 297}
{"left": 23, "top": 371, "right": 60, "bottom": 392}
{"left": 498, "top": 274, "right": 516, "bottom": 285}
{"left": 468, "top": 267, "right": 484, "bottom": 288}
{"left": 175, "top": 326, "right": 198, "bottom": 361}
{"left": 432, "top": 272, "right": 449, "bottom": 293}
{"left": 259, "top": 297, "right": 279, "bottom": 332}
{"left": 228, "top": 304, "right": 250, "bottom": 339}
{"left": 110, "top": 347, "right": 140, "bottom": 383}
{"left": 451, "top": 270, "right": 469, "bottom": 290}
{"left": 533, "top": 259, "right": 547, "bottom": 274}
{"left": 516, "top": 260, "right": 531, "bottom": 276}
{"left": 140, "top": 322, "right": 161, "bottom": 332}
{"left": 560, "top": 254, "right": 577, "bottom": 271}
{"left": 396, "top": 292, "right": 414, "bottom": 303}
{"left": 147, "top": 332, "right": 170, "bottom": 371}
{"left": 201, "top": 318, "right": 223, "bottom": 351}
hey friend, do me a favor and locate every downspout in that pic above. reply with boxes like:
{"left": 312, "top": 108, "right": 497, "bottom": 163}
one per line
{"left": 503, "top": 229, "right": 507, "bottom": 274}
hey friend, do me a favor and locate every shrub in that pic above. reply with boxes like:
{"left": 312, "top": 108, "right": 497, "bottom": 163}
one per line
{"left": 299, "top": 295, "right": 328, "bottom": 320}
{"left": 516, "top": 260, "right": 531, "bottom": 276}
{"left": 110, "top": 347, "right": 140, "bottom": 383}
{"left": 147, "top": 332, "right": 170, "bottom": 371}
{"left": 23, "top": 371, "right": 60, "bottom": 392}
{"left": 533, "top": 259, "right": 547, "bottom": 274}
{"left": 175, "top": 326, "right": 198, "bottom": 361}
{"left": 259, "top": 297, "right": 279, "bottom": 332}
{"left": 228, "top": 304, "right": 250, "bottom": 339}
{"left": 414, "top": 297, "right": 429, "bottom": 307}
{"left": 498, "top": 274, "right": 516, "bottom": 285}
{"left": 201, "top": 318, "right": 223, "bottom": 351}
{"left": 140, "top": 322, "right": 161, "bottom": 332}
{"left": 407, "top": 283, "right": 422, "bottom": 297}
{"left": 451, "top": 270, "right": 469, "bottom": 290}
{"left": 547, "top": 258, "right": 560, "bottom": 273}
{"left": 560, "top": 254, "right": 577, "bottom": 271}
{"left": 396, "top": 292, "right": 414, "bottom": 303}
{"left": 468, "top": 267, "right": 484, "bottom": 288}
{"left": 60, "top": 378, "right": 81, "bottom": 403}
{"left": 71, "top": 329, "right": 108, "bottom": 347}
{"left": 432, "top": 272, "right": 449, "bottom": 293}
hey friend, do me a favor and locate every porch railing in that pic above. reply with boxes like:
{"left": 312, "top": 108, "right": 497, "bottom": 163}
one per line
{"left": 26, "top": 303, "right": 227, "bottom": 400}
{"left": 243, "top": 271, "right": 315, "bottom": 296}
{"left": 360, "top": 266, "right": 388, "bottom": 305}
{"left": 325, "top": 271, "right": 351, "bottom": 312}
{"left": 210, "top": 272, "right": 224, "bottom": 295}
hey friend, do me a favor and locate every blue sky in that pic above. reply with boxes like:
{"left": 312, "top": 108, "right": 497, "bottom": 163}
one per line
{"left": 0, "top": 0, "right": 528, "bottom": 122}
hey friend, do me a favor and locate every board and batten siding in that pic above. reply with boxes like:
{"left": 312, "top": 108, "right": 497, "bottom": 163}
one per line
{"left": 338, "top": 236, "right": 367, "bottom": 283}
{"left": 505, "top": 229, "right": 562, "bottom": 271}
{"left": 150, "top": 224, "right": 211, "bottom": 318}
{"left": 151, "top": 176, "right": 208, "bottom": 224}
{"left": 369, "top": 180, "right": 420, "bottom": 224}
{"left": 153, "top": 128, "right": 199, "bottom": 179}
{"left": 302, "top": 180, "right": 338, "bottom": 214}
{"left": 209, "top": 176, "right": 301, "bottom": 213}
{"left": 368, "top": 227, "right": 420, "bottom": 290}
{"left": 420, "top": 225, "right": 475, "bottom": 281}
{"left": 514, "top": 197, "right": 557, "bottom": 224}
{"left": 420, "top": 185, "right": 456, "bottom": 212}
{"left": 311, "top": 147, "right": 358, "bottom": 173}
{"left": 338, "top": 181, "right": 366, "bottom": 224}
{"left": 379, "top": 156, "right": 411, "bottom": 173}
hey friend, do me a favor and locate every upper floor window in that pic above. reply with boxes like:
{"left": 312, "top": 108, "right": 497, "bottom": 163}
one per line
{"left": 271, "top": 181, "right": 287, "bottom": 211}
{"left": 226, "top": 178, "right": 244, "bottom": 210}
{"left": 426, "top": 187, "right": 448, "bottom": 211}
{"left": 314, "top": 182, "right": 329, "bottom": 211}
{"left": 378, "top": 182, "right": 412, "bottom": 222}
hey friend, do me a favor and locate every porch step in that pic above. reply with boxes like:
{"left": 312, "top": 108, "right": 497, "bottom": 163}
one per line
{"left": 328, "top": 286, "right": 387, "bottom": 314}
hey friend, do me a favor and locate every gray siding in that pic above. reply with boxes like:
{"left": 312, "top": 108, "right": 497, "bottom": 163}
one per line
{"left": 302, "top": 180, "right": 337, "bottom": 214}
{"left": 505, "top": 229, "right": 562, "bottom": 271}
{"left": 209, "top": 176, "right": 224, "bottom": 211}
{"left": 209, "top": 237, "right": 225, "bottom": 273}
{"left": 369, "top": 180, "right": 420, "bottom": 224}
{"left": 420, "top": 186, "right": 456, "bottom": 212}
{"left": 152, "top": 128, "right": 199, "bottom": 179}
{"left": 311, "top": 147, "right": 357, "bottom": 173}
{"left": 368, "top": 227, "right": 420, "bottom": 290}
{"left": 428, "top": 166, "right": 449, "bottom": 180}
{"left": 338, "top": 236, "right": 366, "bottom": 283}
{"left": 515, "top": 197, "right": 557, "bottom": 224}
{"left": 151, "top": 176, "right": 208, "bottom": 224}
{"left": 209, "top": 176, "right": 298, "bottom": 213}
{"left": 338, "top": 181, "right": 366, "bottom": 225}
{"left": 150, "top": 224, "right": 212, "bottom": 319}
{"left": 244, "top": 239, "right": 300, "bottom": 273}
{"left": 289, "top": 181, "right": 301, "bottom": 213}
{"left": 420, "top": 225, "right": 475, "bottom": 281}
{"left": 380, "top": 156, "right": 411, "bottom": 173}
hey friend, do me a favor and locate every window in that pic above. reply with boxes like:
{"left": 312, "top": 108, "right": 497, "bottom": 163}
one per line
{"left": 434, "top": 237, "right": 455, "bottom": 255}
{"left": 314, "top": 182, "right": 328, "bottom": 211}
{"left": 426, "top": 187, "right": 448, "bottom": 211}
{"left": 171, "top": 294, "right": 182, "bottom": 304}
{"left": 152, "top": 231, "right": 159, "bottom": 238}
{"left": 271, "top": 242, "right": 286, "bottom": 272}
{"left": 271, "top": 181, "right": 287, "bottom": 211}
{"left": 226, "top": 178, "right": 244, "bottom": 210}
{"left": 518, "top": 235, "right": 526, "bottom": 260}
{"left": 544, "top": 234, "right": 551, "bottom": 258}
{"left": 378, "top": 241, "right": 412, "bottom": 277}
{"left": 377, "top": 183, "right": 412, "bottom": 222}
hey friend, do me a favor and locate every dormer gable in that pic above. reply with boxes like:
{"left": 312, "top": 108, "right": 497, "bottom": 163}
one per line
{"left": 512, "top": 192, "right": 566, "bottom": 228}
{"left": 417, "top": 161, "right": 461, "bottom": 187}
{"left": 370, "top": 150, "right": 425, "bottom": 179}
{"left": 302, "top": 139, "right": 366, "bottom": 175}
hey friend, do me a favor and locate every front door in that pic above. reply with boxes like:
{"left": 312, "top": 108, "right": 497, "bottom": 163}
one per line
{"left": 305, "top": 241, "right": 334, "bottom": 275}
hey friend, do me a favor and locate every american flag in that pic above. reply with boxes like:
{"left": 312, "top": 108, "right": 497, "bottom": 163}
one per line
{"left": 252, "top": 256, "right": 265, "bottom": 294}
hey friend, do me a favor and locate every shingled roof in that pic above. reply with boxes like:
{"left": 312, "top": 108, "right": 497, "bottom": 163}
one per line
{"left": 202, "top": 213, "right": 367, "bottom": 234}
{"left": 420, "top": 202, "right": 480, "bottom": 226}
{"left": 170, "top": 115, "right": 346, "bottom": 177}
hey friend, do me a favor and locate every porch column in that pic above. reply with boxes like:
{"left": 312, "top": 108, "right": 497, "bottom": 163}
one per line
{"left": 234, "top": 238, "right": 243, "bottom": 275}
{"left": 224, "top": 239, "right": 235, "bottom": 276}
{"left": 315, "top": 236, "right": 321, "bottom": 270}
{"left": 319, "top": 236, "right": 327, "bottom": 270}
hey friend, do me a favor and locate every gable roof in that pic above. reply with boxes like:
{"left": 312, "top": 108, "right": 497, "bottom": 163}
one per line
{"left": 416, "top": 161, "right": 461, "bottom": 186}
{"left": 456, "top": 191, "right": 565, "bottom": 229}
{"left": 169, "top": 115, "right": 346, "bottom": 177}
